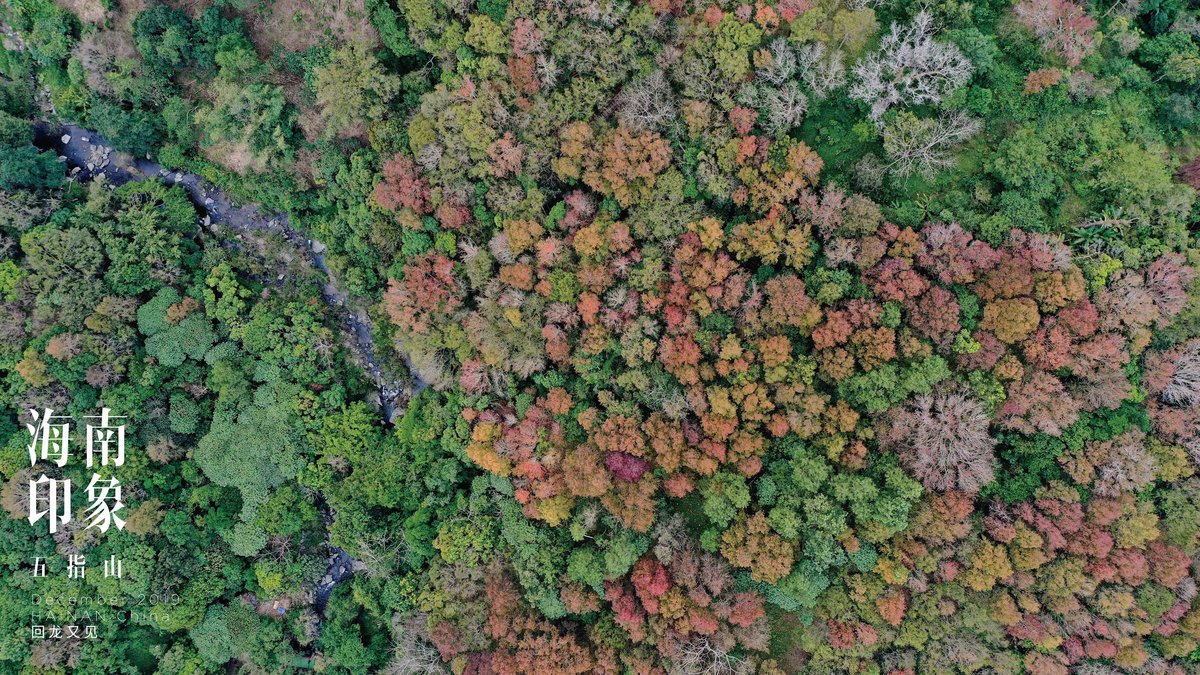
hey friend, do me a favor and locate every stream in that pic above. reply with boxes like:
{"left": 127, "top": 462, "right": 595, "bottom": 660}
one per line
{"left": 6, "top": 14, "right": 392, "bottom": 655}
{"left": 33, "top": 123, "right": 407, "bottom": 423}
{"left": 31, "top": 122, "right": 403, "bottom": 624}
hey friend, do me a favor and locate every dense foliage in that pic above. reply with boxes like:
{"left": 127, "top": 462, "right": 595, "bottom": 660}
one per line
{"left": 5, "top": 0, "right": 1200, "bottom": 671}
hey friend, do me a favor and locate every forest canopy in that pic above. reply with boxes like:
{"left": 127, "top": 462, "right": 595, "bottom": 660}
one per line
{"left": 4, "top": 0, "right": 1200, "bottom": 671}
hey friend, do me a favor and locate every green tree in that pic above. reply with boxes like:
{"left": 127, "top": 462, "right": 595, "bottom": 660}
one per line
{"left": 314, "top": 41, "right": 402, "bottom": 136}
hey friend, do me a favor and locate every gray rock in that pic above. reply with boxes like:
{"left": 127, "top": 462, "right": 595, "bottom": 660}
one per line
{"left": 60, "top": 134, "right": 70, "bottom": 144}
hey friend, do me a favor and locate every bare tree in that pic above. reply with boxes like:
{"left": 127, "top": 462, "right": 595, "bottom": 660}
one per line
{"left": 760, "top": 81, "right": 809, "bottom": 134}
{"left": 407, "top": 348, "right": 455, "bottom": 390}
{"left": 618, "top": 70, "right": 677, "bottom": 132}
{"left": 881, "top": 387, "right": 996, "bottom": 494}
{"left": 670, "top": 638, "right": 749, "bottom": 675}
{"left": 416, "top": 143, "right": 443, "bottom": 172}
{"left": 0, "top": 189, "right": 59, "bottom": 231}
{"left": 355, "top": 531, "right": 404, "bottom": 579}
{"left": 72, "top": 30, "right": 139, "bottom": 100}
{"left": 1013, "top": 0, "right": 1098, "bottom": 67}
{"left": 651, "top": 512, "right": 690, "bottom": 564}
{"left": 1163, "top": 341, "right": 1200, "bottom": 407}
{"left": 882, "top": 110, "right": 981, "bottom": 179}
{"left": 1065, "top": 70, "right": 1113, "bottom": 101}
{"left": 383, "top": 615, "right": 447, "bottom": 675}
{"left": 676, "top": 53, "right": 722, "bottom": 101}
{"left": 536, "top": 53, "right": 560, "bottom": 89}
{"left": 267, "top": 535, "right": 292, "bottom": 563}
{"left": 1088, "top": 429, "right": 1156, "bottom": 497}
{"left": 755, "top": 38, "right": 797, "bottom": 86}
{"left": 849, "top": 10, "right": 974, "bottom": 121}
{"left": 795, "top": 42, "right": 847, "bottom": 99}
{"left": 0, "top": 468, "right": 34, "bottom": 521}
{"left": 851, "top": 153, "right": 888, "bottom": 190}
